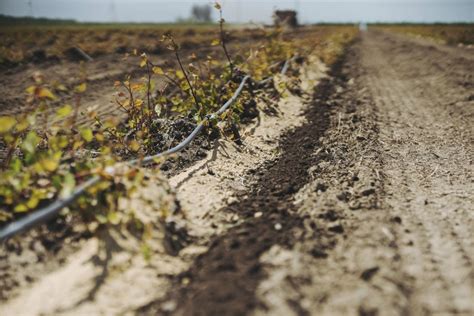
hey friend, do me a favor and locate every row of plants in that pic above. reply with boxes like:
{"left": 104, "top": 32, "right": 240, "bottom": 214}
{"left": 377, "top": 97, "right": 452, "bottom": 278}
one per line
{"left": 0, "top": 6, "right": 357, "bottom": 239}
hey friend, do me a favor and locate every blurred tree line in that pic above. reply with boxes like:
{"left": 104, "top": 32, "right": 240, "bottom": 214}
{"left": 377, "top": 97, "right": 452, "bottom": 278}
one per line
{"left": 190, "top": 4, "right": 212, "bottom": 23}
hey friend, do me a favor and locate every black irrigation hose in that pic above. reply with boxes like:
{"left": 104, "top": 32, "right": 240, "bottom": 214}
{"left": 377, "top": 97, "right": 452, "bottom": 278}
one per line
{"left": 0, "top": 60, "right": 292, "bottom": 242}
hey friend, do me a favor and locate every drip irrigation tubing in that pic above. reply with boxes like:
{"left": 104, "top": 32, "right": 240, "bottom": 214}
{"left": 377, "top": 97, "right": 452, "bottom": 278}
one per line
{"left": 0, "top": 59, "right": 292, "bottom": 242}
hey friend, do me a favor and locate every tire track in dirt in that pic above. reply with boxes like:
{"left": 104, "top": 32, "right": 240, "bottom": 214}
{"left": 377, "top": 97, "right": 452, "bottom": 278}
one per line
{"left": 370, "top": 62, "right": 457, "bottom": 312}
{"left": 361, "top": 30, "right": 473, "bottom": 314}
{"left": 252, "top": 38, "right": 409, "bottom": 316}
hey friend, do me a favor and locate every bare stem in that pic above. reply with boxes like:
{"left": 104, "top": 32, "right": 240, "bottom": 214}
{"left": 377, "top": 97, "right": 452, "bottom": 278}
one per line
{"left": 43, "top": 103, "right": 49, "bottom": 138}
{"left": 175, "top": 50, "right": 200, "bottom": 112}
{"left": 3, "top": 134, "right": 19, "bottom": 170}
{"left": 71, "top": 94, "right": 80, "bottom": 130}
{"left": 121, "top": 81, "right": 141, "bottom": 131}
{"left": 145, "top": 61, "right": 152, "bottom": 117}
{"left": 219, "top": 9, "right": 233, "bottom": 76}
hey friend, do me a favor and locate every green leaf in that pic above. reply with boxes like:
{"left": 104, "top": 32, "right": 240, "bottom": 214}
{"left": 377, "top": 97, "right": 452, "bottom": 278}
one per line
{"left": 14, "top": 203, "right": 28, "bottom": 213}
{"left": 75, "top": 83, "right": 87, "bottom": 93}
{"left": 56, "top": 135, "right": 69, "bottom": 149}
{"left": 10, "top": 158, "right": 22, "bottom": 172}
{"left": 0, "top": 116, "right": 16, "bottom": 133}
{"left": 80, "top": 127, "right": 94, "bottom": 142}
{"left": 56, "top": 104, "right": 73, "bottom": 119}
{"left": 152, "top": 66, "right": 164, "bottom": 75}
{"left": 141, "top": 243, "right": 152, "bottom": 261}
{"left": 176, "top": 70, "right": 185, "bottom": 80}
{"left": 26, "top": 196, "right": 40, "bottom": 209}
{"left": 95, "top": 214, "right": 108, "bottom": 224}
{"left": 21, "top": 131, "right": 40, "bottom": 154}
{"left": 60, "top": 173, "right": 76, "bottom": 198}
{"left": 211, "top": 39, "right": 220, "bottom": 46}
{"left": 129, "top": 140, "right": 140, "bottom": 152}
{"left": 25, "top": 85, "right": 36, "bottom": 94}
{"left": 107, "top": 211, "right": 120, "bottom": 225}
{"left": 39, "top": 157, "right": 59, "bottom": 172}
{"left": 134, "top": 99, "right": 144, "bottom": 108}
{"left": 55, "top": 83, "right": 68, "bottom": 92}
{"left": 153, "top": 156, "right": 165, "bottom": 164}
{"left": 140, "top": 57, "right": 147, "bottom": 68}
{"left": 15, "top": 119, "right": 29, "bottom": 132}
{"left": 38, "top": 88, "right": 57, "bottom": 100}
{"left": 27, "top": 114, "right": 36, "bottom": 126}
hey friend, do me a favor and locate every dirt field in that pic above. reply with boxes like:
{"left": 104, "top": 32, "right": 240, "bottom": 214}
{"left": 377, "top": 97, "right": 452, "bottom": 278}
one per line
{"left": 1, "top": 27, "right": 473, "bottom": 315}
{"left": 148, "top": 30, "right": 473, "bottom": 315}
{"left": 376, "top": 24, "right": 474, "bottom": 46}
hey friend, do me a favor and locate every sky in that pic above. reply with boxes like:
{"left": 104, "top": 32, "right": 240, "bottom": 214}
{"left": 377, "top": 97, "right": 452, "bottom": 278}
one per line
{"left": 0, "top": 0, "right": 473, "bottom": 24}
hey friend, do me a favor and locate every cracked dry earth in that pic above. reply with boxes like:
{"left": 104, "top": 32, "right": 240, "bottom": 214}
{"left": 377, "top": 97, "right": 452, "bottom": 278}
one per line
{"left": 1, "top": 29, "right": 473, "bottom": 316}
{"left": 143, "top": 31, "right": 473, "bottom": 315}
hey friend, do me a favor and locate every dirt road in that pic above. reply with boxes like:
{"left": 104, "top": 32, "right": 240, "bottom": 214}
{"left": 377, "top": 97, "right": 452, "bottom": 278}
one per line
{"left": 1, "top": 29, "right": 472, "bottom": 315}
{"left": 142, "top": 30, "right": 473, "bottom": 315}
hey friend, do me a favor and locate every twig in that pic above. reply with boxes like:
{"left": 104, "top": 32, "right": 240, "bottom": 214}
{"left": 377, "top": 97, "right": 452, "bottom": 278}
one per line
{"left": 145, "top": 61, "right": 153, "bottom": 116}
{"left": 218, "top": 7, "right": 233, "bottom": 75}
{"left": 174, "top": 49, "right": 200, "bottom": 111}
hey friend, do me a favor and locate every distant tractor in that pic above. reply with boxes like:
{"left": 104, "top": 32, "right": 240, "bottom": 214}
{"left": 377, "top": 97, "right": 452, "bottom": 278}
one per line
{"left": 273, "top": 10, "right": 298, "bottom": 28}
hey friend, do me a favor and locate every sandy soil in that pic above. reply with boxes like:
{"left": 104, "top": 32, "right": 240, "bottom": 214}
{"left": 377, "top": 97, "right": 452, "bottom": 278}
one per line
{"left": 143, "top": 30, "right": 472, "bottom": 315}
{"left": 251, "top": 30, "right": 473, "bottom": 315}
{"left": 1, "top": 29, "right": 472, "bottom": 315}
